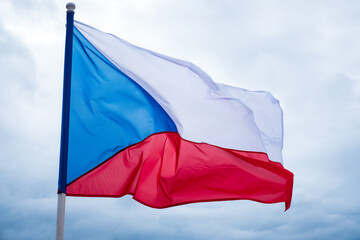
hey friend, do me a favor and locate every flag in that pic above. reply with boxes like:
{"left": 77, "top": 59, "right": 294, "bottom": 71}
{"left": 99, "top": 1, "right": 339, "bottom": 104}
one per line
{"left": 59, "top": 21, "right": 294, "bottom": 210}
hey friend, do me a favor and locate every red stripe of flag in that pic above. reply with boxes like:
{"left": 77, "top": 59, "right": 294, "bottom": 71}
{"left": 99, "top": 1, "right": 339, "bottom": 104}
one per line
{"left": 67, "top": 132, "right": 293, "bottom": 210}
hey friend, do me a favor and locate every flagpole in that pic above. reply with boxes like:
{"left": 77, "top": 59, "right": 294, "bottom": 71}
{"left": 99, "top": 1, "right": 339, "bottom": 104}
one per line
{"left": 56, "top": 2, "right": 75, "bottom": 240}
{"left": 56, "top": 193, "right": 66, "bottom": 240}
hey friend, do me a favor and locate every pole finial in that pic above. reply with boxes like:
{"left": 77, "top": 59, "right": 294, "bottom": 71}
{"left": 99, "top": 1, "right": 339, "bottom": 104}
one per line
{"left": 66, "top": 2, "right": 76, "bottom": 12}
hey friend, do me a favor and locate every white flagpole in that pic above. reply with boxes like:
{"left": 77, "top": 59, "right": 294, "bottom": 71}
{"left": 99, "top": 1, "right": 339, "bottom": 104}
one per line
{"left": 56, "top": 2, "right": 76, "bottom": 240}
{"left": 56, "top": 193, "right": 66, "bottom": 240}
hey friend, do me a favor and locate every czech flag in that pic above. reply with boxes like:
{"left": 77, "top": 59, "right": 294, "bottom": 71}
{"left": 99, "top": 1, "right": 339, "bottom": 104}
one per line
{"left": 58, "top": 20, "right": 294, "bottom": 210}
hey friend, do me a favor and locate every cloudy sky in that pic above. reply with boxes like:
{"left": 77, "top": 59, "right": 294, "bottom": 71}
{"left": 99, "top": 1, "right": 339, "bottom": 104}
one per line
{"left": 1, "top": 0, "right": 360, "bottom": 239}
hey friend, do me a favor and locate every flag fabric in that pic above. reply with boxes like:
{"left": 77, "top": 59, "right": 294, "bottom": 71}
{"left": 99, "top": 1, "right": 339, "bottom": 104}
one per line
{"left": 60, "top": 21, "right": 294, "bottom": 210}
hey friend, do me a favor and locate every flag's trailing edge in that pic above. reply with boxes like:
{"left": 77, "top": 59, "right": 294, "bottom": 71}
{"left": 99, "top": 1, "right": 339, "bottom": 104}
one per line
{"left": 59, "top": 20, "right": 294, "bottom": 210}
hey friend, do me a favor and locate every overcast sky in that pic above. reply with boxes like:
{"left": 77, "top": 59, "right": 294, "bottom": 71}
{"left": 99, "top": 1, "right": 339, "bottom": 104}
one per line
{"left": 1, "top": 0, "right": 360, "bottom": 239}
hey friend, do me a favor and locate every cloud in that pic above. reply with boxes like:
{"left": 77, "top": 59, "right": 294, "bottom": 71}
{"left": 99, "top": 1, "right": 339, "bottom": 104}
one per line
{"left": 0, "top": 15, "right": 59, "bottom": 240}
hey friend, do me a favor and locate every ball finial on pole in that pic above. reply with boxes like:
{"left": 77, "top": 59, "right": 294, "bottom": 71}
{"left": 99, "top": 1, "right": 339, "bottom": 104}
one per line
{"left": 66, "top": 2, "right": 76, "bottom": 12}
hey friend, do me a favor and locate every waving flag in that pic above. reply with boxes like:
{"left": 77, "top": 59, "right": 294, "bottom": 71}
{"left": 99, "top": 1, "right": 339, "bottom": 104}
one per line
{"left": 58, "top": 20, "right": 293, "bottom": 210}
